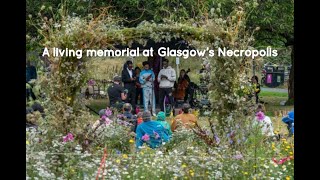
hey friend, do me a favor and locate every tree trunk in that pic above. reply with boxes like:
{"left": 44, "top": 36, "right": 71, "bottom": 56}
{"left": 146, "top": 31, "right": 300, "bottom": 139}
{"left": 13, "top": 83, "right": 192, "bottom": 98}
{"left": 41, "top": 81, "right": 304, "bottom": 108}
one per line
{"left": 288, "top": 46, "right": 294, "bottom": 102}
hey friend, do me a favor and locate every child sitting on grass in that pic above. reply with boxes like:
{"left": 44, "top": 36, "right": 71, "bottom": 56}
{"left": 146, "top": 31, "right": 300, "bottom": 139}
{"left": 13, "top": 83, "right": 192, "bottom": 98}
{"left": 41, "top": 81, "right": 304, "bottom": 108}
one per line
{"left": 253, "top": 104, "right": 275, "bottom": 137}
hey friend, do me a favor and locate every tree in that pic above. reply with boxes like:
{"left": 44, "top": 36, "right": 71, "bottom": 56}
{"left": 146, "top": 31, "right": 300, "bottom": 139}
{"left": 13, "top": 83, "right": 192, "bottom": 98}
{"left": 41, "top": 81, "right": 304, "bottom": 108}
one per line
{"left": 247, "top": 0, "right": 294, "bottom": 102}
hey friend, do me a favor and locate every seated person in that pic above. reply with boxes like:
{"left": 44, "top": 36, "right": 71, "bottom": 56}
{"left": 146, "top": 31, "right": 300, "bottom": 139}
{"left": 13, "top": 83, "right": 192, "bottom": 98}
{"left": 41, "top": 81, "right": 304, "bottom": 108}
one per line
{"left": 92, "top": 109, "right": 108, "bottom": 130}
{"left": 171, "top": 103, "right": 197, "bottom": 132}
{"left": 107, "top": 75, "right": 127, "bottom": 110}
{"left": 282, "top": 109, "right": 294, "bottom": 136}
{"left": 253, "top": 104, "right": 275, "bottom": 137}
{"left": 122, "top": 103, "right": 137, "bottom": 132}
{"left": 137, "top": 112, "right": 143, "bottom": 125}
{"left": 156, "top": 111, "right": 172, "bottom": 137}
{"left": 135, "top": 111, "right": 170, "bottom": 149}
{"left": 173, "top": 69, "right": 189, "bottom": 101}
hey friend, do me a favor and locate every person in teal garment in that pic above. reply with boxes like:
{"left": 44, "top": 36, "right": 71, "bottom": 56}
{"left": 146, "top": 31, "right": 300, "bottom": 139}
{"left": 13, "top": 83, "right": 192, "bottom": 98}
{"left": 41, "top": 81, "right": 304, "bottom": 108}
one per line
{"left": 135, "top": 111, "right": 170, "bottom": 149}
{"left": 156, "top": 111, "right": 172, "bottom": 137}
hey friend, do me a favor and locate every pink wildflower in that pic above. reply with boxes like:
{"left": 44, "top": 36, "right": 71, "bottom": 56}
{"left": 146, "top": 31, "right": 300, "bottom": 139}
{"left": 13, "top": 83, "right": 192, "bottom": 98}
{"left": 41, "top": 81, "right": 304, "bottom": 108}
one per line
{"left": 256, "top": 111, "right": 265, "bottom": 121}
{"left": 142, "top": 134, "right": 150, "bottom": 141}
{"left": 105, "top": 108, "right": 112, "bottom": 116}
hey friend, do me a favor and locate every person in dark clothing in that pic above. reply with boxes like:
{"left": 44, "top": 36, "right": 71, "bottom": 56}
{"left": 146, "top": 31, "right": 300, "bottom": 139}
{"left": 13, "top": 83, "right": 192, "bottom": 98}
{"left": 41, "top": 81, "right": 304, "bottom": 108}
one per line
{"left": 122, "top": 60, "right": 136, "bottom": 114}
{"left": 26, "top": 60, "right": 37, "bottom": 101}
{"left": 251, "top": 75, "right": 261, "bottom": 104}
{"left": 122, "top": 103, "right": 138, "bottom": 132}
{"left": 107, "top": 76, "right": 127, "bottom": 110}
{"left": 134, "top": 67, "right": 143, "bottom": 106}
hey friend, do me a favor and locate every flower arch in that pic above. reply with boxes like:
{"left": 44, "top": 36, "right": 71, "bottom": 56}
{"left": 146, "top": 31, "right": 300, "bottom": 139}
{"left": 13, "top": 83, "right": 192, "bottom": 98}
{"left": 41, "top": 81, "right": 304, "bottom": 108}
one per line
{"left": 38, "top": 6, "right": 255, "bottom": 144}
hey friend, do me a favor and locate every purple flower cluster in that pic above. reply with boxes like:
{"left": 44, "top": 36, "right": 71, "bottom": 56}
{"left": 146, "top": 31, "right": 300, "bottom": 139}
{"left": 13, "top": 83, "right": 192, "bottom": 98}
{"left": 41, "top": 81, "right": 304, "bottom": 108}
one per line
{"left": 63, "top": 133, "right": 74, "bottom": 142}
{"left": 256, "top": 111, "right": 265, "bottom": 121}
{"left": 88, "top": 79, "right": 96, "bottom": 86}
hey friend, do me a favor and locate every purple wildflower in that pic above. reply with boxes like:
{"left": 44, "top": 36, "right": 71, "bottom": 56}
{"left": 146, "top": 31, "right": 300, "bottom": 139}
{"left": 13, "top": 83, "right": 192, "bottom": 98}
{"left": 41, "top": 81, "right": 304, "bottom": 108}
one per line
{"left": 105, "top": 117, "right": 112, "bottom": 125}
{"left": 142, "top": 134, "right": 150, "bottom": 141}
{"left": 256, "top": 111, "right": 265, "bottom": 121}
{"left": 117, "top": 114, "right": 124, "bottom": 119}
{"left": 88, "top": 79, "right": 95, "bottom": 86}
{"left": 105, "top": 108, "right": 112, "bottom": 117}
{"left": 153, "top": 131, "right": 160, "bottom": 139}
{"left": 63, "top": 132, "right": 74, "bottom": 142}
{"left": 214, "top": 135, "right": 220, "bottom": 144}
{"left": 234, "top": 154, "right": 243, "bottom": 160}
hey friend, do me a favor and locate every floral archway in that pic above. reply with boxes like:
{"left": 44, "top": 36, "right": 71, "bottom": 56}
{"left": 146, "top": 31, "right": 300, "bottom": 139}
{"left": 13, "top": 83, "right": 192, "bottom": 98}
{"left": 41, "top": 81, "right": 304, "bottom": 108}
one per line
{"left": 37, "top": 6, "right": 255, "bottom": 148}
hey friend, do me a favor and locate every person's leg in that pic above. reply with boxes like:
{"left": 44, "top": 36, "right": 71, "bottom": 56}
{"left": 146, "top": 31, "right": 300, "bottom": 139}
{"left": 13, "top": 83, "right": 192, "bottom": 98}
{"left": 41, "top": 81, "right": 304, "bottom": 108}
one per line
{"left": 139, "top": 88, "right": 143, "bottom": 106}
{"left": 159, "top": 88, "right": 165, "bottom": 111}
{"left": 184, "top": 86, "right": 189, "bottom": 102}
{"left": 143, "top": 88, "right": 149, "bottom": 112}
{"left": 129, "top": 87, "right": 136, "bottom": 114}
{"left": 152, "top": 89, "right": 156, "bottom": 115}
{"left": 166, "top": 88, "right": 174, "bottom": 108}
{"left": 135, "top": 88, "right": 139, "bottom": 105}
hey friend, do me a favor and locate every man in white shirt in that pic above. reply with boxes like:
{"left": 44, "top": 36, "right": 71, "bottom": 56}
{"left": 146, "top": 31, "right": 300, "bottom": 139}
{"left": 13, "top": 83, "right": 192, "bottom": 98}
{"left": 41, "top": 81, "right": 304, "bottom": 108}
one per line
{"left": 157, "top": 58, "right": 176, "bottom": 112}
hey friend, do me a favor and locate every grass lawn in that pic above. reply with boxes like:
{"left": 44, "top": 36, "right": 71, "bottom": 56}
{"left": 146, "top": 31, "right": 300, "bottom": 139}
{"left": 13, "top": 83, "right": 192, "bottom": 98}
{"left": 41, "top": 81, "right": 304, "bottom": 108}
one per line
{"left": 259, "top": 91, "right": 293, "bottom": 135}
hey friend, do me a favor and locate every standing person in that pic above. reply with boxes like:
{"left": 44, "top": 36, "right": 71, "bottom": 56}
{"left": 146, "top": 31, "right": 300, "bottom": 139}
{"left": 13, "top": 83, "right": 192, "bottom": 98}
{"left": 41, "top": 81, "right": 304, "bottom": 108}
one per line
{"left": 173, "top": 69, "right": 190, "bottom": 101}
{"left": 139, "top": 61, "right": 156, "bottom": 116}
{"left": 107, "top": 76, "right": 127, "bottom": 110}
{"left": 122, "top": 60, "right": 136, "bottom": 114}
{"left": 26, "top": 60, "right": 37, "bottom": 101}
{"left": 252, "top": 75, "right": 261, "bottom": 104}
{"left": 157, "top": 58, "right": 176, "bottom": 112}
{"left": 134, "top": 67, "right": 143, "bottom": 106}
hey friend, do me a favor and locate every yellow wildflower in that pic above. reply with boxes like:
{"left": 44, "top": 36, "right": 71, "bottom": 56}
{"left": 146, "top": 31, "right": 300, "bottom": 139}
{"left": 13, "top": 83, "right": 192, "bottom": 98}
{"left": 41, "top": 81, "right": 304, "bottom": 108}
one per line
{"left": 289, "top": 152, "right": 293, "bottom": 155}
{"left": 243, "top": 172, "right": 248, "bottom": 175}
{"left": 129, "top": 139, "right": 134, "bottom": 143}
{"left": 182, "top": 164, "right": 187, "bottom": 168}
{"left": 116, "top": 159, "right": 121, "bottom": 164}
{"left": 26, "top": 141, "right": 30, "bottom": 145}
{"left": 286, "top": 176, "right": 290, "bottom": 180}
{"left": 123, "top": 154, "right": 128, "bottom": 159}
{"left": 286, "top": 146, "right": 290, "bottom": 149}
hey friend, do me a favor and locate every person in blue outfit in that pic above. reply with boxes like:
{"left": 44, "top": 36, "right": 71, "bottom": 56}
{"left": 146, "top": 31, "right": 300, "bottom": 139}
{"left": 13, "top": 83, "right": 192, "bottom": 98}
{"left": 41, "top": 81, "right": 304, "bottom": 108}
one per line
{"left": 135, "top": 111, "right": 170, "bottom": 149}
{"left": 282, "top": 110, "right": 294, "bottom": 136}
{"left": 139, "top": 61, "right": 156, "bottom": 116}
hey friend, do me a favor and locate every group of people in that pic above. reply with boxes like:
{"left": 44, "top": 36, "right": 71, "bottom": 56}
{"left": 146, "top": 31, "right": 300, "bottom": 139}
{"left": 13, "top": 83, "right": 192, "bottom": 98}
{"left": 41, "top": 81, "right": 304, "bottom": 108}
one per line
{"left": 107, "top": 58, "right": 193, "bottom": 116}
{"left": 96, "top": 102, "right": 198, "bottom": 149}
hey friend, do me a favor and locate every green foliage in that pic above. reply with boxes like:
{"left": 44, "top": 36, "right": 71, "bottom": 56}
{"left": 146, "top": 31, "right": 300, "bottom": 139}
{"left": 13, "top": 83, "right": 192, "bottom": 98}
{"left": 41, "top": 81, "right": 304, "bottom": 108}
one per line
{"left": 248, "top": 0, "right": 294, "bottom": 47}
